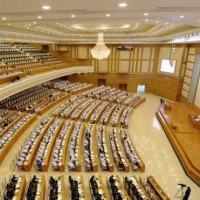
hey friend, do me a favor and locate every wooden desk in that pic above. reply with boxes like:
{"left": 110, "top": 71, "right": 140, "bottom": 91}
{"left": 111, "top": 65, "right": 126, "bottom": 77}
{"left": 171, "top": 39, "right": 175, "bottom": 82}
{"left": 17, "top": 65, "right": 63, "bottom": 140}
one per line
{"left": 14, "top": 175, "right": 26, "bottom": 200}
{"left": 147, "top": 176, "right": 171, "bottom": 200}
{"left": 0, "top": 112, "right": 24, "bottom": 138}
{"left": 36, "top": 93, "right": 70, "bottom": 115}
{"left": 124, "top": 176, "right": 150, "bottom": 200}
{"left": 0, "top": 114, "right": 37, "bottom": 165}
{"left": 58, "top": 120, "right": 74, "bottom": 172}
{"left": 41, "top": 119, "right": 64, "bottom": 171}
{"left": 23, "top": 117, "right": 54, "bottom": 171}
{"left": 107, "top": 175, "right": 130, "bottom": 200}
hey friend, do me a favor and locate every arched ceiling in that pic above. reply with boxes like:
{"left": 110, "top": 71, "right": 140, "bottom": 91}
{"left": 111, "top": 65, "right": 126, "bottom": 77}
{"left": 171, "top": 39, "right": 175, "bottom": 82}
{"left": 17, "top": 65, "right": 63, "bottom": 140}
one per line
{"left": 0, "top": 0, "right": 200, "bottom": 44}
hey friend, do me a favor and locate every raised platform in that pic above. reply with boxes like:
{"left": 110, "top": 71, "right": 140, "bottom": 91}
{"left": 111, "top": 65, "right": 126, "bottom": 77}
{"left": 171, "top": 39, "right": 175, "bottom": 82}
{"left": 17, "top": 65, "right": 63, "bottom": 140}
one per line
{"left": 156, "top": 102, "right": 200, "bottom": 186}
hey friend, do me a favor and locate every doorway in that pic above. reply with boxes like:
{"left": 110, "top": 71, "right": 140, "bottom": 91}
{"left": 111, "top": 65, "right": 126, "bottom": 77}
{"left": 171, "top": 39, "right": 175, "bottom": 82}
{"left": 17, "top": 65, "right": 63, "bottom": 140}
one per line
{"left": 137, "top": 84, "right": 146, "bottom": 93}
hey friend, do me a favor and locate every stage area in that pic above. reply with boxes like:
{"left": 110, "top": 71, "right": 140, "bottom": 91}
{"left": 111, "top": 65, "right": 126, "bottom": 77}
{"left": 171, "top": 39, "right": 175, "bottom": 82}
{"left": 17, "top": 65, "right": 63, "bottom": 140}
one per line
{"left": 156, "top": 101, "right": 200, "bottom": 186}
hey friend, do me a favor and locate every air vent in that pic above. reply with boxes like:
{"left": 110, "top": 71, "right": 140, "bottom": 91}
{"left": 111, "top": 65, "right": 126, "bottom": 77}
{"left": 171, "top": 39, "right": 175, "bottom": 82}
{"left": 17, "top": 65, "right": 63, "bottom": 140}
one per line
{"left": 117, "top": 45, "right": 133, "bottom": 51}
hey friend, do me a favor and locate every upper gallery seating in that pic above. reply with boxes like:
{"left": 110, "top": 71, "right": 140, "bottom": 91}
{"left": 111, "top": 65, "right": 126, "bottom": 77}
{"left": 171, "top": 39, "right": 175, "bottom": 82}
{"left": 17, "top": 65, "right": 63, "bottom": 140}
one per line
{"left": 0, "top": 43, "right": 19, "bottom": 53}
{"left": 0, "top": 109, "right": 14, "bottom": 123}
{"left": 0, "top": 53, "right": 33, "bottom": 66}
{"left": 45, "top": 60, "right": 70, "bottom": 70}
{"left": 0, "top": 43, "right": 92, "bottom": 86}
{"left": 15, "top": 62, "right": 52, "bottom": 75}
{"left": 31, "top": 52, "right": 56, "bottom": 61}
{"left": 13, "top": 43, "right": 41, "bottom": 53}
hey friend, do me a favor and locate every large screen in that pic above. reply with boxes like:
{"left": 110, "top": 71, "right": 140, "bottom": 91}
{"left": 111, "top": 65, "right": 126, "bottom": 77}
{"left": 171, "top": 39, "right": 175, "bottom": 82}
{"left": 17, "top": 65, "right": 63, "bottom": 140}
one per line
{"left": 160, "top": 59, "right": 176, "bottom": 74}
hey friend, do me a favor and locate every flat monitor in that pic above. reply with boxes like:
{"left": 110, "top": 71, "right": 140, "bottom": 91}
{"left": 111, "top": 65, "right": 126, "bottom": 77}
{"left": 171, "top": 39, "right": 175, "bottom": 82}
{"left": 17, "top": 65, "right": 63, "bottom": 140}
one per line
{"left": 160, "top": 59, "right": 176, "bottom": 74}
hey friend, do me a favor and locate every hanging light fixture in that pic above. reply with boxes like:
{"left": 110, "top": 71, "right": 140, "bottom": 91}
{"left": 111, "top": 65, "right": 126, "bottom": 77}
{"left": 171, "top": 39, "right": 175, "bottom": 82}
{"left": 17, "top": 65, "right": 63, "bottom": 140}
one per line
{"left": 90, "top": 33, "right": 111, "bottom": 60}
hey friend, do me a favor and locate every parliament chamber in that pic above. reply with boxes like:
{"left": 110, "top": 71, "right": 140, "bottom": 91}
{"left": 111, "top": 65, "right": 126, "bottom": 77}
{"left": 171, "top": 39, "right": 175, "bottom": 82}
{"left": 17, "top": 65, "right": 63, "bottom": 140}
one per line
{"left": 1, "top": 1, "right": 200, "bottom": 200}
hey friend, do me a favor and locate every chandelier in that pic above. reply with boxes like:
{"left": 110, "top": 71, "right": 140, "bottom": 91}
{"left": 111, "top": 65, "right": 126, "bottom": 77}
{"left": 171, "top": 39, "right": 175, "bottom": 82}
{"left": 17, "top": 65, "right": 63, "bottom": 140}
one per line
{"left": 90, "top": 33, "right": 111, "bottom": 60}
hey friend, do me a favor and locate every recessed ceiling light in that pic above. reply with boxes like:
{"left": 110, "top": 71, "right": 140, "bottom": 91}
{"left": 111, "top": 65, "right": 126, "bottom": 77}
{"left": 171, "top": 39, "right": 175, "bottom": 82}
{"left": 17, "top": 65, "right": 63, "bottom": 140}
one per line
{"left": 145, "top": 19, "right": 149, "bottom": 22}
{"left": 42, "top": 5, "right": 51, "bottom": 10}
{"left": 71, "top": 15, "right": 76, "bottom": 18}
{"left": 180, "top": 15, "right": 184, "bottom": 18}
{"left": 166, "top": 22, "right": 169, "bottom": 25}
{"left": 171, "top": 25, "right": 174, "bottom": 27}
{"left": 38, "top": 16, "right": 42, "bottom": 19}
{"left": 33, "top": 22, "right": 36, "bottom": 24}
{"left": 118, "top": 3, "right": 127, "bottom": 7}
{"left": 144, "top": 13, "right": 149, "bottom": 16}
{"left": 156, "top": 21, "right": 159, "bottom": 23}
{"left": 106, "top": 14, "right": 110, "bottom": 17}
{"left": 2, "top": 17, "right": 7, "bottom": 20}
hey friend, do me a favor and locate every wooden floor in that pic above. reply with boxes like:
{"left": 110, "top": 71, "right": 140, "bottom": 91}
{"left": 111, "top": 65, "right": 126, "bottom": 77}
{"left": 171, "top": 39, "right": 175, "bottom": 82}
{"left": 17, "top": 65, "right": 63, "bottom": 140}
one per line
{"left": 156, "top": 102, "right": 200, "bottom": 186}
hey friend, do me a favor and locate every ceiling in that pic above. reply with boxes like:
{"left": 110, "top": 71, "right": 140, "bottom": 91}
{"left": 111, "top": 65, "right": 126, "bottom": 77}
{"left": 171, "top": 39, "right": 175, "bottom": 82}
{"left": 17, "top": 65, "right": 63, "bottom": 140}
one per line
{"left": 1, "top": 0, "right": 200, "bottom": 44}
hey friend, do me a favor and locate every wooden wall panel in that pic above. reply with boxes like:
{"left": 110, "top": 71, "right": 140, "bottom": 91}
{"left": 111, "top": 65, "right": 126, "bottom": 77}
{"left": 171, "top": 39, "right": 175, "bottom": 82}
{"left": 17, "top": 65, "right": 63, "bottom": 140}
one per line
{"left": 98, "top": 60, "right": 108, "bottom": 72}
{"left": 189, "top": 47, "right": 196, "bottom": 55}
{"left": 66, "top": 44, "right": 157, "bottom": 74}
{"left": 181, "top": 89, "right": 188, "bottom": 98}
{"left": 119, "top": 51, "right": 130, "bottom": 59}
{"left": 188, "top": 55, "right": 195, "bottom": 63}
{"left": 78, "top": 47, "right": 87, "bottom": 58}
{"left": 143, "top": 47, "right": 151, "bottom": 59}
{"left": 181, "top": 45, "right": 196, "bottom": 100}
{"left": 186, "top": 62, "right": 194, "bottom": 70}
{"left": 68, "top": 72, "right": 183, "bottom": 101}
{"left": 141, "top": 61, "right": 149, "bottom": 72}
{"left": 118, "top": 61, "right": 129, "bottom": 73}
{"left": 185, "top": 69, "right": 193, "bottom": 77}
